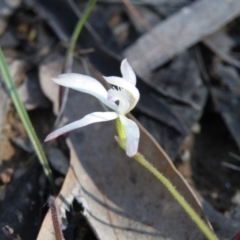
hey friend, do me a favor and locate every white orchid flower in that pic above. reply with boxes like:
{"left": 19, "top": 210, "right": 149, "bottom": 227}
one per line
{"left": 45, "top": 59, "right": 140, "bottom": 157}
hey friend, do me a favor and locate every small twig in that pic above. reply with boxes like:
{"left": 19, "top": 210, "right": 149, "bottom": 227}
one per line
{"left": 48, "top": 196, "right": 64, "bottom": 240}
{"left": 221, "top": 161, "right": 240, "bottom": 172}
{"left": 221, "top": 152, "right": 240, "bottom": 172}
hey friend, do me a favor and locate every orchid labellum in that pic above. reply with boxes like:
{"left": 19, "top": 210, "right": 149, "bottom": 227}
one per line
{"left": 45, "top": 59, "right": 140, "bottom": 157}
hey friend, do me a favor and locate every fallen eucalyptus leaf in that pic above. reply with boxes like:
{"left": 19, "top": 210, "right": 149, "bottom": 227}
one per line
{"left": 124, "top": 0, "right": 240, "bottom": 77}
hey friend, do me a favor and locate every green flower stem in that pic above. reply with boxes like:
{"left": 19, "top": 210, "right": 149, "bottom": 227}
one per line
{"left": 116, "top": 117, "right": 126, "bottom": 140}
{"left": 64, "top": 0, "right": 98, "bottom": 72}
{"left": 116, "top": 121, "right": 217, "bottom": 240}
{"left": 0, "top": 48, "right": 55, "bottom": 192}
{"left": 133, "top": 152, "right": 217, "bottom": 240}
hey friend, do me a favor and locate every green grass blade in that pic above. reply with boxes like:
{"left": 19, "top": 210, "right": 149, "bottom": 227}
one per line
{"left": 64, "top": 0, "right": 98, "bottom": 72}
{"left": 0, "top": 48, "right": 55, "bottom": 192}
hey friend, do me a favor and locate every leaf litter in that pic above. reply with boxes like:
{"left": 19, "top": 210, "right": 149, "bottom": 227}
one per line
{"left": 2, "top": 0, "right": 240, "bottom": 239}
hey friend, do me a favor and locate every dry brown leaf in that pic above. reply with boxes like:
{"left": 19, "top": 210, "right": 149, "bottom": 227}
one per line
{"left": 39, "top": 51, "right": 62, "bottom": 115}
{"left": 124, "top": 0, "right": 240, "bottom": 77}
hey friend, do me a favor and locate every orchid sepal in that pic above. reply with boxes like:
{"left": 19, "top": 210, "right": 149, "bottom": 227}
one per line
{"left": 120, "top": 59, "right": 136, "bottom": 86}
{"left": 45, "top": 112, "right": 118, "bottom": 141}
{"left": 52, "top": 73, "right": 118, "bottom": 111}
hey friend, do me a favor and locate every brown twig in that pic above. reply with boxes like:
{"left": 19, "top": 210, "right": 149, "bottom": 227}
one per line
{"left": 48, "top": 196, "right": 64, "bottom": 240}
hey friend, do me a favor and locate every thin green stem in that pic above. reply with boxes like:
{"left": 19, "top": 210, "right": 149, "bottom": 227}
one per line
{"left": 133, "top": 152, "right": 217, "bottom": 240}
{"left": 64, "top": 0, "right": 98, "bottom": 72}
{"left": 0, "top": 48, "right": 55, "bottom": 193}
{"left": 116, "top": 135, "right": 217, "bottom": 240}
{"left": 116, "top": 117, "right": 126, "bottom": 140}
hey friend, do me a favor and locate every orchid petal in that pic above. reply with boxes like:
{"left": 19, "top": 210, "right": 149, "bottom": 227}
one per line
{"left": 120, "top": 59, "right": 136, "bottom": 86}
{"left": 103, "top": 76, "right": 140, "bottom": 110}
{"left": 108, "top": 89, "right": 130, "bottom": 114}
{"left": 53, "top": 74, "right": 117, "bottom": 111}
{"left": 119, "top": 115, "right": 140, "bottom": 157}
{"left": 45, "top": 112, "right": 118, "bottom": 141}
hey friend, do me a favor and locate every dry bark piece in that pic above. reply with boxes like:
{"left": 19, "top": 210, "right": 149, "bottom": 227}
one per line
{"left": 124, "top": 0, "right": 240, "bottom": 77}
